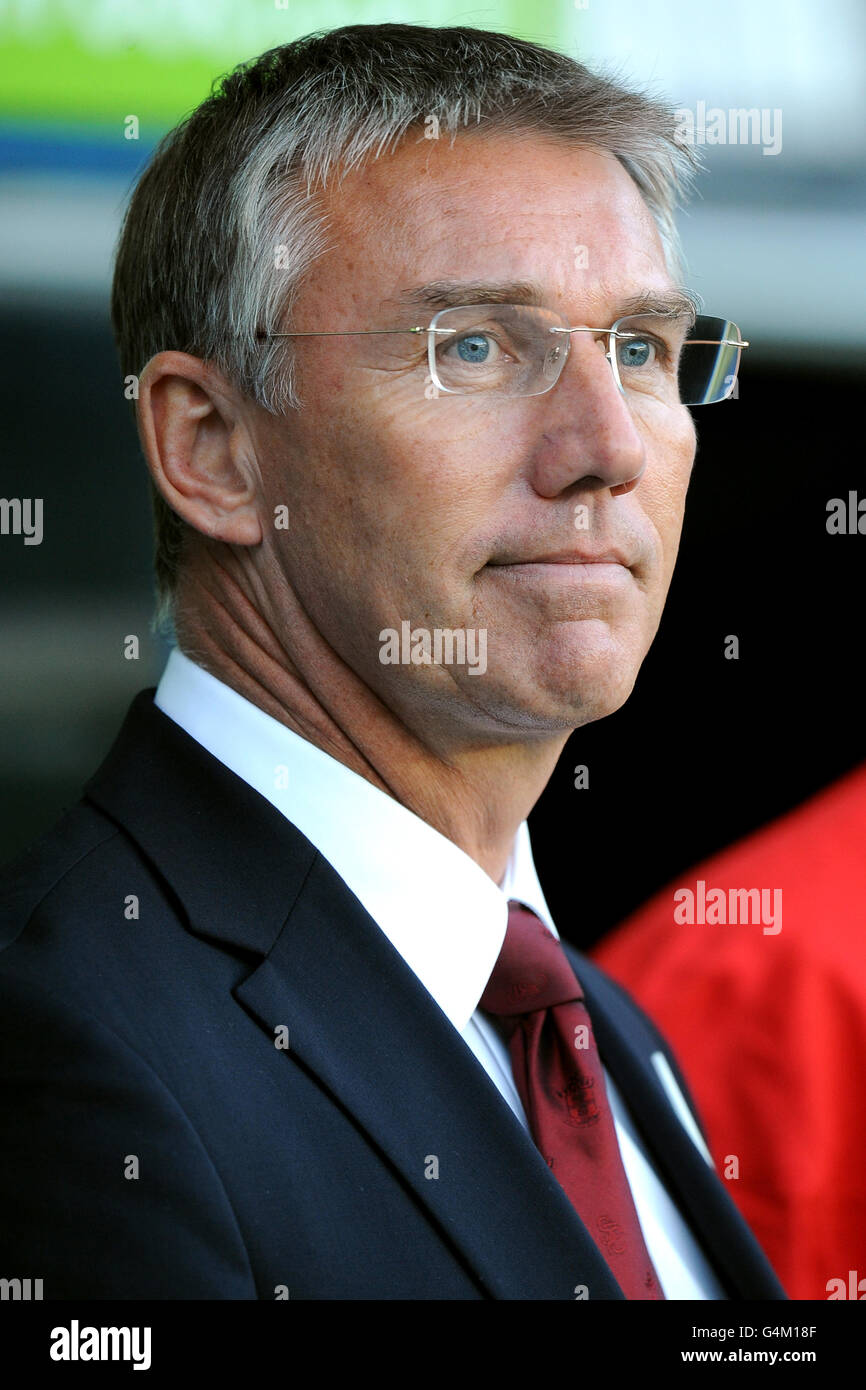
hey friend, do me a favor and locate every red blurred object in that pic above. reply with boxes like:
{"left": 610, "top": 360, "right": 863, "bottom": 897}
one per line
{"left": 592, "top": 763, "right": 866, "bottom": 1301}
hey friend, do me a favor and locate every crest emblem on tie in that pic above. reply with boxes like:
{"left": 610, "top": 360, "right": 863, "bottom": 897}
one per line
{"left": 557, "top": 1071, "right": 599, "bottom": 1126}
{"left": 507, "top": 975, "right": 547, "bottom": 1005}
{"left": 597, "top": 1213, "right": 627, "bottom": 1255}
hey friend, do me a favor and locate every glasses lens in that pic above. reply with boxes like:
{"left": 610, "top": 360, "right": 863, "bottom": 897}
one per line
{"left": 429, "top": 305, "right": 566, "bottom": 396}
{"left": 679, "top": 316, "right": 742, "bottom": 404}
{"left": 612, "top": 314, "right": 742, "bottom": 406}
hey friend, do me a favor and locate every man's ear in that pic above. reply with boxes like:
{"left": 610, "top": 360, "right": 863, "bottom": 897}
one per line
{"left": 136, "top": 352, "right": 263, "bottom": 546}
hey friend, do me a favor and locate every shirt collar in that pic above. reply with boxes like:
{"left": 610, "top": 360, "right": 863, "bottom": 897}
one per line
{"left": 155, "top": 647, "right": 558, "bottom": 1033}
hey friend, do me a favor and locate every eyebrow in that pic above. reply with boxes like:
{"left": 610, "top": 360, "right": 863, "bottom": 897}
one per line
{"left": 394, "top": 279, "right": 700, "bottom": 325}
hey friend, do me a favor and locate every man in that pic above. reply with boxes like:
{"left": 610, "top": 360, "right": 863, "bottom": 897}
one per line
{"left": 0, "top": 23, "right": 784, "bottom": 1299}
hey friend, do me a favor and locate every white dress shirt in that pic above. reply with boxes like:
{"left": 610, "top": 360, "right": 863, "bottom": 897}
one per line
{"left": 155, "top": 647, "right": 725, "bottom": 1299}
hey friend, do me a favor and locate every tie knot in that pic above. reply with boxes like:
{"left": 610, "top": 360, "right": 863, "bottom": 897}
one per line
{"left": 480, "top": 901, "right": 584, "bottom": 1017}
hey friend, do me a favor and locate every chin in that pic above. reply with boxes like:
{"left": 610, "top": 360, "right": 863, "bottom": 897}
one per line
{"left": 462, "top": 654, "right": 642, "bottom": 736}
{"left": 528, "top": 627, "right": 644, "bottom": 713}
{"left": 549, "top": 673, "right": 639, "bottom": 728}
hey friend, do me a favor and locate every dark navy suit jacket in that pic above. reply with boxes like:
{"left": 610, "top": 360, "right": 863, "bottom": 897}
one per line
{"left": 0, "top": 691, "right": 787, "bottom": 1299}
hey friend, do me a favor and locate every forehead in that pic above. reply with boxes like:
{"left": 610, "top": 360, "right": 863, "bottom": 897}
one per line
{"left": 307, "top": 132, "right": 674, "bottom": 317}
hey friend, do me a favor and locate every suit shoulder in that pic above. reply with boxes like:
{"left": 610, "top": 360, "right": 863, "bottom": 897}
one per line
{"left": 0, "top": 799, "right": 121, "bottom": 954}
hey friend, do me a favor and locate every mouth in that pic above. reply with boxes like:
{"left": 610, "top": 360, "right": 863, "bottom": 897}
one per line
{"left": 481, "top": 548, "right": 637, "bottom": 597}
{"left": 486, "top": 548, "right": 633, "bottom": 570}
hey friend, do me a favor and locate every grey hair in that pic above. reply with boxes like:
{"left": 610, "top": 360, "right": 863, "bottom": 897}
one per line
{"left": 111, "top": 23, "right": 701, "bottom": 636}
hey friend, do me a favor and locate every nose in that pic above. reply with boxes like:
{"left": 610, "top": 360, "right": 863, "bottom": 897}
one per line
{"left": 527, "top": 330, "right": 647, "bottom": 500}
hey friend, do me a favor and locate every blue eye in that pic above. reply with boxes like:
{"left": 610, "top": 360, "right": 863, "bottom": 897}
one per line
{"left": 618, "top": 338, "right": 655, "bottom": 369}
{"left": 456, "top": 334, "right": 491, "bottom": 363}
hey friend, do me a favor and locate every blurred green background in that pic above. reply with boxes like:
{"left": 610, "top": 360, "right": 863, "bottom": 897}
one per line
{"left": 0, "top": 2, "right": 555, "bottom": 126}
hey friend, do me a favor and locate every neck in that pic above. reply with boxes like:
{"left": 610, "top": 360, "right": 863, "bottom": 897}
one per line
{"left": 172, "top": 549, "right": 568, "bottom": 883}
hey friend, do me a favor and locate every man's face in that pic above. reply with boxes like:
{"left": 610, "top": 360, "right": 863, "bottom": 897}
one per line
{"left": 248, "top": 133, "right": 696, "bottom": 747}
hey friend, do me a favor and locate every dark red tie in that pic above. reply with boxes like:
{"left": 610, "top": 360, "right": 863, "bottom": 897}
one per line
{"left": 480, "top": 901, "right": 664, "bottom": 1299}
